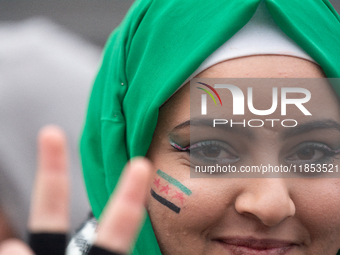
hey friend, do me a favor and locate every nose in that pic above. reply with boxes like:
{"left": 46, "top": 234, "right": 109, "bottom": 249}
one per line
{"left": 234, "top": 179, "right": 295, "bottom": 226}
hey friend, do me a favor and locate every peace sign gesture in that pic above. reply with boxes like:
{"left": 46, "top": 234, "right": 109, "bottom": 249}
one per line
{"left": 0, "top": 126, "right": 152, "bottom": 255}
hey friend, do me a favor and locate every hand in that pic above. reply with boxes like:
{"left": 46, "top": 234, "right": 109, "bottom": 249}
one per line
{"left": 0, "top": 125, "right": 152, "bottom": 255}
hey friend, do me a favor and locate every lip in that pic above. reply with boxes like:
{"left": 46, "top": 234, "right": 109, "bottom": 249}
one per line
{"left": 215, "top": 237, "right": 297, "bottom": 255}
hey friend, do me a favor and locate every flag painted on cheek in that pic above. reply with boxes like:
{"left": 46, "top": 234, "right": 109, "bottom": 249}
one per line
{"left": 151, "top": 170, "right": 192, "bottom": 213}
{"left": 151, "top": 189, "right": 181, "bottom": 214}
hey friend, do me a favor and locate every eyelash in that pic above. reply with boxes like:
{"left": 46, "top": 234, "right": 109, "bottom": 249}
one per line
{"left": 286, "top": 142, "right": 340, "bottom": 164}
{"left": 170, "top": 141, "right": 190, "bottom": 151}
{"left": 170, "top": 140, "right": 239, "bottom": 164}
{"left": 170, "top": 141, "right": 197, "bottom": 152}
{"left": 170, "top": 140, "right": 340, "bottom": 164}
{"left": 308, "top": 143, "right": 340, "bottom": 154}
{"left": 170, "top": 140, "right": 223, "bottom": 153}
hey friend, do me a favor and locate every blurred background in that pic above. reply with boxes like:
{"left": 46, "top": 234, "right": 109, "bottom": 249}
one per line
{"left": 0, "top": 0, "right": 339, "bottom": 47}
{"left": 0, "top": 0, "right": 135, "bottom": 47}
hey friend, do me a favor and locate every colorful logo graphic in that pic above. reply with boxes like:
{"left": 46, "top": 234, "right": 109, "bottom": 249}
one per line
{"left": 196, "top": 82, "right": 223, "bottom": 106}
{"left": 196, "top": 82, "right": 223, "bottom": 115}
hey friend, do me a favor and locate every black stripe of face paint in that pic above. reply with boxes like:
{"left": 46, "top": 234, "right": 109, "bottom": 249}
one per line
{"left": 151, "top": 189, "right": 181, "bottom": 214}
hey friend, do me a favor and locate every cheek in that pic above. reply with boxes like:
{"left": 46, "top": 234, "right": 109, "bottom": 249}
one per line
{"left": 146, "top": 174, "right": 237, "bottom": 248}
{"left": 146, "top": 149, "right": 240, "bottom": 240}
{"left": 148, "top": 179, "right": 231, "bottom": 254}
{"left": 292, "top": 179, "right": 340, "bottom": 246}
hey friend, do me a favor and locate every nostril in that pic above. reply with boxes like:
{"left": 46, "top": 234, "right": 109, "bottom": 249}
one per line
{"left": 257, "top": 209, "right": 290, "bottom": 227}
{"left": 234, "top": 188, "right": 296, "bottom": 227}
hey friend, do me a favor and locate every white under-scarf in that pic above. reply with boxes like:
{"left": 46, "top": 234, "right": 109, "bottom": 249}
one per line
{"left": 182, "top": 0, "right": 316, "bottom": 86}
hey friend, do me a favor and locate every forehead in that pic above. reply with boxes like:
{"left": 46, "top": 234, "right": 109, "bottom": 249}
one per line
{"left": 196, "top": 55, "right": 325, "bottom": 79}
{"left": 159, "top": 55, "right": 339, "bottom": 129}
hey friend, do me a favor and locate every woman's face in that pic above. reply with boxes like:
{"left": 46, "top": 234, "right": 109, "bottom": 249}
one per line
{"left": 146, "top": 55, "right": 340, "bottom": 255}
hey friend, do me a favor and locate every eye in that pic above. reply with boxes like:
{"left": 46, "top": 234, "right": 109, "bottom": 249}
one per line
{"left": 286, "top": 142, "right": 340, "bottom": 165}
{"left": 170, "top": 140, "right": 239, "bottom": 164}
{"left": 289, "top": 147, "right": 322, "bottom": 161}
{"left": 190, "top": 140, "right": 239, "bottom": 164}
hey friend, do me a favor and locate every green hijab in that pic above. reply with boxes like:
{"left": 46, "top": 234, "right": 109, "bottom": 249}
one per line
{"left": 80, "top": 0, "right": 340, "bottom": 254}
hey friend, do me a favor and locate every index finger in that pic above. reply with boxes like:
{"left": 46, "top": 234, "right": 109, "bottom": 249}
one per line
{"left": 93, "top": 158, "right": 152, "bottom": 254}
{"left": 28, "top": 125, "right": 69, "bottom": 233}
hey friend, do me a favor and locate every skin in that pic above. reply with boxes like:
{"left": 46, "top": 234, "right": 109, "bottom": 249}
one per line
{"left": 146, "top": 55, "right": 340, "bottom": 254}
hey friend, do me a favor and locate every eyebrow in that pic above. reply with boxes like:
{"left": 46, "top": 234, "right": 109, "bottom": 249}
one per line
{"left": 281, "top": 119, "right": 340, "bottom": 139}
{"left": 173, "top": 118, "right": 256, "bottom": 139}
{"left": 173, "top": 118, "right": 340, "bottom": 140}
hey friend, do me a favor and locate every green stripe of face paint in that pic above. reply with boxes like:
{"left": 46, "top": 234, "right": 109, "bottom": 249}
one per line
{"left": 156, "top": 169, "right": 192, "bottom": 196}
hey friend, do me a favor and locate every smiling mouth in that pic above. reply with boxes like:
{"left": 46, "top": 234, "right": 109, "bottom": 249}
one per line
{"left": 215, "top": 238, "right": 297, "bottom": 255}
